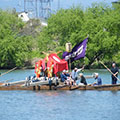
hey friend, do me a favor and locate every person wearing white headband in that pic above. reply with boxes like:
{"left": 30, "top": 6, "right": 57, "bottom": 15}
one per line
{"left": 93, "top": 73, "right": 102, "bottom": 86}
{"left": 79, "top": 73, "right": 87, "bottom": 85}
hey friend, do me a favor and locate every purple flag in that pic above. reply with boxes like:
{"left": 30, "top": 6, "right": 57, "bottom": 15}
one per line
{"left": 62, "top": 38, "right": 88, "bottom": 62}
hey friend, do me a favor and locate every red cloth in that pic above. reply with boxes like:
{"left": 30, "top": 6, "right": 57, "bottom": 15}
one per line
{"left": 42, "top": 53, "right": 68, "bottom": 75}
{"left": 35, "top": 60, "right": 42, "bottom": 73}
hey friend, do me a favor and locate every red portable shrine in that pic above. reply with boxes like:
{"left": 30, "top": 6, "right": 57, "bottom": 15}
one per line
{"left": 35, "top": 53, "right": 68, "bottom": 77}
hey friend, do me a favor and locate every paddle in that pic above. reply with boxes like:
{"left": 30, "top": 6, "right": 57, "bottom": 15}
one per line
{"left": 0, "top": 67, "right": 17, "bottom": 77}
{"left": 99, "top": 61, "right": 120, "bottom": 82}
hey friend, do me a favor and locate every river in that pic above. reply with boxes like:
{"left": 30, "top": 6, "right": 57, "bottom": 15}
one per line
{"left": 0, "top": 69, "right": 120, "bottom": 120}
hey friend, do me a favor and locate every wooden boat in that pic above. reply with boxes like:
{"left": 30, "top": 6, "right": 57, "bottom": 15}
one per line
{"left": 1, "top": 82, "right": 120, "bottom": 91}
{"left": 54, "top": 84, "right": 120, "bottom": 91}
{"left": 70, "top": 84, "right": 120, "bottom": 91}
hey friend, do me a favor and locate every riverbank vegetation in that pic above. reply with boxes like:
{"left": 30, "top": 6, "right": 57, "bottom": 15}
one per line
{"left": 0, "top": 2, "right": 120, "bottom": 69}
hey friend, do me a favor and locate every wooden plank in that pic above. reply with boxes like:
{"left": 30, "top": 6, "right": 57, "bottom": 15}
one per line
{"left": 53, "top": 85, "right": 71, "bottom": 90}
{"left": 0, "top": 82, "right": 120, "bottom": 91}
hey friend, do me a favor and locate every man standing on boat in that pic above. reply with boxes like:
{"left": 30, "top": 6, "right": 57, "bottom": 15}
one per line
{"left": 71, "top": 66, "right": 84, "bottom": 81}
{"left": 111, "top": 63, "right": 119, "bottom": 84}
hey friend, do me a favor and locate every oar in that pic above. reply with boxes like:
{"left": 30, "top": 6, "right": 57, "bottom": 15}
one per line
{"left": 99, "top": 61, "right": 120, "bottom": 81}
{"left": 0, "top": 67, "right": 17, "bottom": 77}
{"left": 3, "top": 79, "right": 14, "bottom": 83}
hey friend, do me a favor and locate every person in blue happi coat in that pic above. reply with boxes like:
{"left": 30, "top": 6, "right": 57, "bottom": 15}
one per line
{"left": 60, "top": 70, "right": 67, "bottom": 82}
{"left": 93, "top": 73, "right": 102, "bottom": 86}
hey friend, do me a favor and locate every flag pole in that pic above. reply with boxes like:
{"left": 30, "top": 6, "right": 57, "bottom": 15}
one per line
{"left": 65, "top": 38, "right": 88, "bottom": 72}
{"left": 69, "top": 58, "right": 71, "bottom": 72}
{"left": 66, "top": 43, "right": 72, "bottom": 72}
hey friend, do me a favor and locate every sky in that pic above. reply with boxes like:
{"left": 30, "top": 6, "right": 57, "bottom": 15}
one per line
{"left": 0, "top": 0, "right": 117, "bottom": 12}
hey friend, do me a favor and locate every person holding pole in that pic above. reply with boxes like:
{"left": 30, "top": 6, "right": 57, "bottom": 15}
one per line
{"left": 111, "top": 63, "right": 119, "bottom": 84}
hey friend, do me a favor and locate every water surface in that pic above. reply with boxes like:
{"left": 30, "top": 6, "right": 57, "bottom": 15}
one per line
{"left": 0, "top": 69, "right": 119, "bottom": 84}
{"left": 0, "top": 90, "right": 120, "bottom": 120}
{"left": 0, "top": 69, "right": 120, "bottom": 120}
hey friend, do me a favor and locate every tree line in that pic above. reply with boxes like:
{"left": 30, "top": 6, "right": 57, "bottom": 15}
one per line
{"left": 0, "top": 2, "right": 120, "bottom": 69}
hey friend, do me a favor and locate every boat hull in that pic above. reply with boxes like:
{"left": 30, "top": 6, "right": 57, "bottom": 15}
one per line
{"left": 71, "top": 84, "right": 120, "bottom": 91}
{"left": 1, "top": 83, "right": 120, "bottom": 91}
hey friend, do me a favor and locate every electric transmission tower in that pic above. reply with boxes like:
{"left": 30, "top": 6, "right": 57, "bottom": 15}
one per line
{"left": 23, "top": 0, "right": 53, "bottom": 19}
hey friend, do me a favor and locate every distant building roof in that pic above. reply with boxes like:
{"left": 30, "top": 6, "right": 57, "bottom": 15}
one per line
{"left": 18, "top": 12, "right": 29, "bottom": 22}
{"left": 41, "top": 21, "right": 48, "bottom": 26}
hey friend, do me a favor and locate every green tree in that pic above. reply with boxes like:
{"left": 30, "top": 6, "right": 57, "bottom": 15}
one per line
{"left": 38, "top": 3, "right": 120, "bottom": 68}
{"left": 0, "top": 10, "right": 32, "bottom": 68}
